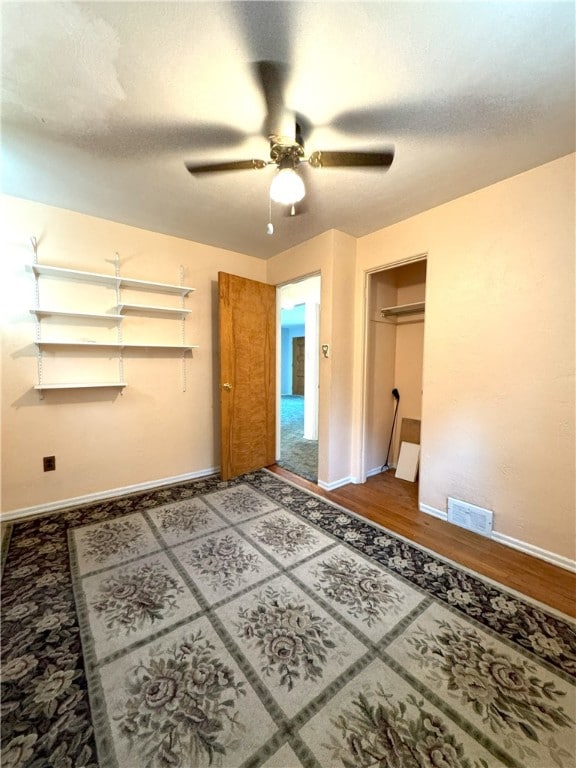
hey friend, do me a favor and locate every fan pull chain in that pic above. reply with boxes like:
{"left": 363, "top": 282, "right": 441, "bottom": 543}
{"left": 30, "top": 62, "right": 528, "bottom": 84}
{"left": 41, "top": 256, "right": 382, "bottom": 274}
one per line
{"left": 266, "top": 195, "right": 274, "bottom": 236}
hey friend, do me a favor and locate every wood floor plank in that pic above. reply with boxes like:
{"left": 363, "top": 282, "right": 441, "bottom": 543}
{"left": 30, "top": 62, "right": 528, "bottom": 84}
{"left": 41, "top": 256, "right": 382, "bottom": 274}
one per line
{"left": 268, "top": 464, "right": 576, "bottom": 618}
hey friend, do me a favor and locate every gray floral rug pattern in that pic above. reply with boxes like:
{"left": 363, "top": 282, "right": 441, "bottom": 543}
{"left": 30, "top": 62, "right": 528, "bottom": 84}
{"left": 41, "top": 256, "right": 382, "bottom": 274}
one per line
{"left": 1, "top": 470, "right": 575, "bottom": 768}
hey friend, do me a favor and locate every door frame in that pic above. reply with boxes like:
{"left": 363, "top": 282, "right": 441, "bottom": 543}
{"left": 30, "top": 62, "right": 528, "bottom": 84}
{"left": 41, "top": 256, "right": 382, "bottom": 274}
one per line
{"left": 275, "top": 272, "right": 322, "bottom": 463}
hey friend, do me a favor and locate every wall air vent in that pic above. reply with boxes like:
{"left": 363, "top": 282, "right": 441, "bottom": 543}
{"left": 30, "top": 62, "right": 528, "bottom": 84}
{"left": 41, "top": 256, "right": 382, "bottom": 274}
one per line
{"left": 447, "top": 497, "right": 493, "bottom": 537}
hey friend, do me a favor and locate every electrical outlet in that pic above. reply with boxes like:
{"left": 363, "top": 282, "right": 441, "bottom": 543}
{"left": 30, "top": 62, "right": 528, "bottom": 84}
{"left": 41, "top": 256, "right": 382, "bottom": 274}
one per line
{"left": 43, "top": 456, "right": 56, "bottom": 472}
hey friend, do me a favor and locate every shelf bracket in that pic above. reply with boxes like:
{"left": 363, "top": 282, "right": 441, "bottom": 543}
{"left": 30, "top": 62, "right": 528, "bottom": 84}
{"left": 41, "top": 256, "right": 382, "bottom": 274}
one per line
{"left": 31, "top": 237, "right": 45, "bottom": 398}
{"left": 180, "top": 265, "right": 187, "bottom": 392}
{"left": 114, "top": 252, "right": 125, "bottom": 393}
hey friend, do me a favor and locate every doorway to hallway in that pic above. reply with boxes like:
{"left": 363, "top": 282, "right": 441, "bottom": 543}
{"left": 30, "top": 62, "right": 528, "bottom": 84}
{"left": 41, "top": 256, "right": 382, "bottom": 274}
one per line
{"left": 277, "top": 276, "right": 320, "bottom": 482}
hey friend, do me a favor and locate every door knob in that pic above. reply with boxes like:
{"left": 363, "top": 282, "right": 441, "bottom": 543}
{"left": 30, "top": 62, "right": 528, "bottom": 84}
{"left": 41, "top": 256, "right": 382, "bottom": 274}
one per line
{"left": 222, "top": 383, "right": 232, "bottom": 390}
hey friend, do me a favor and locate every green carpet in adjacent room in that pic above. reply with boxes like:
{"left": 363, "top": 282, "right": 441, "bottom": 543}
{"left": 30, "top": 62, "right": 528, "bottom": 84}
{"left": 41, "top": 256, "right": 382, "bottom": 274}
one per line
{"left": 278, "top": 395, "right": 318, "bottom": 483}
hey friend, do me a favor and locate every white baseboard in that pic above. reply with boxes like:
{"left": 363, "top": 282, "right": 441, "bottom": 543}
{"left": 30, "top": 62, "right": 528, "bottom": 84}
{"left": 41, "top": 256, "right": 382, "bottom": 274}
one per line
{"left": 419, "top": 502, "right": 576, "bottom": 573}
{"left": 490, "top": 531, "right": 576, "bottom": 573}
{"left": 419, "top": 502, "right": 448, "bottom": 521}
{"left": 318, "top": 476, "right": 354, "bottom": 491}
{"left": 1, "top": 467, "right": 220, "bottom": 523}
{"left": 351, "top": 466, "right": 397, "bottom": 484}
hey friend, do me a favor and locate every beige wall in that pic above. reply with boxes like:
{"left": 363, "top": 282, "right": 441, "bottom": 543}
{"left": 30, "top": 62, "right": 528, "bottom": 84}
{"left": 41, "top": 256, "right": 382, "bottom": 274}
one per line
{"left": 327, "top": 230, "right": 357, "bottom": 483}
{"left": 1, "top": 196, "right": 265, "bottom": 513}
{"left": 354, "top": 154, "right": 575, "bottom": 562}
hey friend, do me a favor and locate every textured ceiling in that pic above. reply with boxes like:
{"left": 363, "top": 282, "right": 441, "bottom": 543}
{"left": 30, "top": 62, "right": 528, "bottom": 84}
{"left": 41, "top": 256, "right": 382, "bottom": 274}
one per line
{"left": 1, "top": 2, "right": 574, "bottom": 259}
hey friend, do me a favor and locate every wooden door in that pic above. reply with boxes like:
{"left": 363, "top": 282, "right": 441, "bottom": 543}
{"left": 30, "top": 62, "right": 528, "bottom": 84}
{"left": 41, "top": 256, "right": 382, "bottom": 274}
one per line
{"left": 219, "top": 272, "right": 276, "bottom": 480}
{"left": 292, "top": 336, "right": 305, "bottom": 395}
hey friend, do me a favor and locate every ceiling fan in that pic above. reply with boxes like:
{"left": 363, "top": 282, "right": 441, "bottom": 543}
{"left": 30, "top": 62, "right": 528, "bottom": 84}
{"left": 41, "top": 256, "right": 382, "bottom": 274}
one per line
{"left": 184, "top": 61, "right": 394, "bottom": 215}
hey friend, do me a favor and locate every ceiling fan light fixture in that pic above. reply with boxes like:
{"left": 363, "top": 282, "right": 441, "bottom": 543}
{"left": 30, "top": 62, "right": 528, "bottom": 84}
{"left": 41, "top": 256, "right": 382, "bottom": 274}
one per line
{"left": 270, "top": 168, "right": 305, "bottom": 205}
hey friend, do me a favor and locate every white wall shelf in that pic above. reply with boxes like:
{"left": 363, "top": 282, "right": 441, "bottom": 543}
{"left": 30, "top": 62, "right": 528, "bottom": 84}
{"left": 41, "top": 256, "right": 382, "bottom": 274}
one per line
{"left": 381, "top": 301, "right": 425, "bottom": 318}
{"left": 32, "top": 264, "right": 118, "bottom": 286}
{"left": 36, "top": 341, "right": 199, "bottom": 351}
{"left": 34, "top": 382, "right": 128, "bottom": 391}
{"left": 119, "top": 277, "right": 195, "bottom": 296}
{"left": 118, "top": 303, "right": 192, "bottom": 318}
{"left": 30, "top": 309, "right": 123, "bottom": 321}
{"left": 32, "top": 264, "right": 195, "bottom": 296}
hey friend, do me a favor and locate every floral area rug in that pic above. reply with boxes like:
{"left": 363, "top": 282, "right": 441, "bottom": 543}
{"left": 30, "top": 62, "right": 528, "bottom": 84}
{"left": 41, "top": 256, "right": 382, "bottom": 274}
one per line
{"left": 1, "top": 470, "right": 575, "bottom": 768}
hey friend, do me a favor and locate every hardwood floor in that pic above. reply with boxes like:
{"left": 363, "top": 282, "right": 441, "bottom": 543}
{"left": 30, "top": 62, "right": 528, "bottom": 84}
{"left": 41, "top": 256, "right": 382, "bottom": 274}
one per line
{"left": 268, "top": 464, "right": 576, "bottom": 618}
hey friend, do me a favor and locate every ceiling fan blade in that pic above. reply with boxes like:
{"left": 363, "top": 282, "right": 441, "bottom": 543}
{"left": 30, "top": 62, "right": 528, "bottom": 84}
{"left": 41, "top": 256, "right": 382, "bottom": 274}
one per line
{"left": 253, "top": 60, "right": 294, "bottom": 140}
{"left": 185, "top": 159, "right": 268, "bottom": 175}
{"left": 308, "top": 150, "right": 394, "bottom": 169}
{"left": 234, "top": 5, "right": 293, "bottom": 73}
{"left": 44, "top": 121, "right": 247, "bottom": 160}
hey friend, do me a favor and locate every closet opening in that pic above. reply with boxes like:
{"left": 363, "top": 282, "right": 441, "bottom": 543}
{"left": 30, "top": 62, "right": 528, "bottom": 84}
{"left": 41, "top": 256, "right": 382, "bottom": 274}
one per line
{"left": 363, "top": 257, "right": 427, "bottom": 493}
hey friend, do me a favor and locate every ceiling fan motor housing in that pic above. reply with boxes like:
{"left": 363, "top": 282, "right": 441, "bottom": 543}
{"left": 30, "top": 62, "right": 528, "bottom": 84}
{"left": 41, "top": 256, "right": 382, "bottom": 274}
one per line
{"left": 269, "top": 137, "right": 305, "bottom": 169}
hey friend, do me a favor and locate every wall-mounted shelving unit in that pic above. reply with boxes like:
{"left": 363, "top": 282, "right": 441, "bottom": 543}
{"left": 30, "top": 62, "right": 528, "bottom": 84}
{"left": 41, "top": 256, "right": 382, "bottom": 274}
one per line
{"left": 30, "top": 239, "right": 198, "bottom": 395}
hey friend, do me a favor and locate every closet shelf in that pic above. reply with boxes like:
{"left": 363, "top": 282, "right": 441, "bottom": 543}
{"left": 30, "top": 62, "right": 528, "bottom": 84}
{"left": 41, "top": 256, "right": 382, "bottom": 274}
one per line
{"left": 32, "top": 264, "right": 195, "bottom": 296}
{"left": 34, "top": 382, "right": 127, "bottom": 391}
{"left": 30, "top": 309, "right": 123, "bottom": 321}
{"left": 381, "top": 301, "right": 425, "bottom": 318}
{"left": 118, "top": 303, "right": 192, "bottom": 317}
{"left": 36, "top": 341, "right": 199, "bottom": 351}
